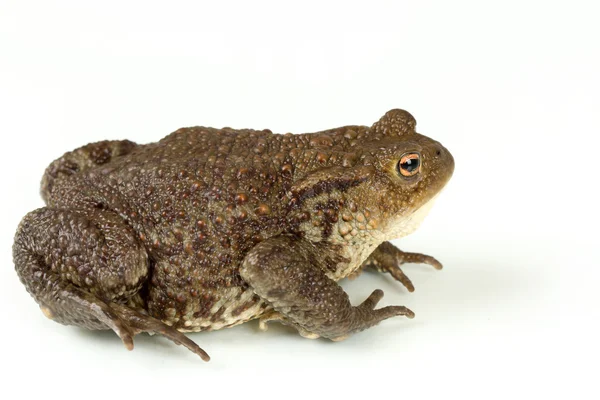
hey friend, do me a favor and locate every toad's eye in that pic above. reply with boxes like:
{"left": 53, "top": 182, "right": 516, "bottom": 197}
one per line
{"left": 397, "top": 153, "right": 421, "bottom": 177}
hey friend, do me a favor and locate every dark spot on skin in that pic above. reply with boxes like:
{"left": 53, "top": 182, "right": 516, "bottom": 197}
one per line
{"left": 210, "top": 306, "right": 227, "bottom": 322}
{"left": 231, "top": 295, "right": 260, "bottom": 317}
{"left": 290, "top": 173, "right": 370, "bottom": 207}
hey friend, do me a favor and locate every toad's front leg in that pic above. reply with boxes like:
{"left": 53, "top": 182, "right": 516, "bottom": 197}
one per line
{"left": 240, "top": 235, "right": 414, "bottom": 341}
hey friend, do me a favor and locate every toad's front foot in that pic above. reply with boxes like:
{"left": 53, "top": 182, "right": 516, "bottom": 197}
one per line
{"left": 357, "top": 241, "right": 443, "bottom": 292}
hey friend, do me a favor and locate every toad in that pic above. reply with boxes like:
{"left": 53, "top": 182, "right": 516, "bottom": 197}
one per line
{"left": 13, "top": 109, "right": 454, "bottom": 361}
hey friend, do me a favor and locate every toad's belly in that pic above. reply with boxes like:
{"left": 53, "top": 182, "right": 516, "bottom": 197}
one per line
{"left": 159, "top": 287, "right": 271, "bottom": 333}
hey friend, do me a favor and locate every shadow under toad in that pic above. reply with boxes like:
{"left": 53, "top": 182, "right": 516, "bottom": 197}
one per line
{"left": 73, "top": 254, "right": 533, "bottom": 362}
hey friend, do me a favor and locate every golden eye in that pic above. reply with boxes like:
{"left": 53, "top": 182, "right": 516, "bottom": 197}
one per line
{"left": 397, "top": 153, "right": 421, "bottom": 177}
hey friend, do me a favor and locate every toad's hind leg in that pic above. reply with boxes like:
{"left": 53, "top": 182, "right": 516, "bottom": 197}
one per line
{"left": 13, "top": 207, "right": 209, "bottom": 361}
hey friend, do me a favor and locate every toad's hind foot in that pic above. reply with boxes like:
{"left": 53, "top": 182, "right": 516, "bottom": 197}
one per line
{"left": 107, "top": 303, "right": 210, "bottom": 361}
{"left": 37, "top": 285, "right": 210, "bottom": 361}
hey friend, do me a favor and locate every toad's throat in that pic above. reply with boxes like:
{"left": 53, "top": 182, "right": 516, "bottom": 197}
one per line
{"left": 384, "top": 194, "right": 440, "bottom": 241}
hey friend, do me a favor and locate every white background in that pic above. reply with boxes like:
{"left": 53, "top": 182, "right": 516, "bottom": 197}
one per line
{"left": 1, "top": 1, "right": 598, "bottom": 399}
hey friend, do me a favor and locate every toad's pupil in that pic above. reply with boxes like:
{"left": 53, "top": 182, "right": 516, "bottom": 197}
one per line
{"left": 402, "top": 158, "right": 419, "bottom": 172}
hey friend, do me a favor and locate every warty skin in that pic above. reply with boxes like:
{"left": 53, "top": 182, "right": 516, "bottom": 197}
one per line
{"left": 13, "top": 109, "right": 454, "bottom": 360}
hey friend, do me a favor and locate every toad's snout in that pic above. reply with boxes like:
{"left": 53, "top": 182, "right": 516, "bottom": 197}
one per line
{"left": 423, "top": 140, "right": 454, "bottom": 191}
{"left": 434, "top": 141, "right": 454, "bottom": 178}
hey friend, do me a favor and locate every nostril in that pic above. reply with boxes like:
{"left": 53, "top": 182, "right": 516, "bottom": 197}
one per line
{"left": 436, "top": 149, "right": 441, "bottom": 157}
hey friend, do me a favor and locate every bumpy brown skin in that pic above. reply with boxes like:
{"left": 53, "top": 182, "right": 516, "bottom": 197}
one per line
{"left": 13, "top": 109, "right": 454, "bottom": 360}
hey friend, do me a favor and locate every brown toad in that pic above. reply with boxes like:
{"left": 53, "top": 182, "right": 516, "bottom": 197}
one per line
{"left": 13, "top": 109, "right": 454, "bottom": 361}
